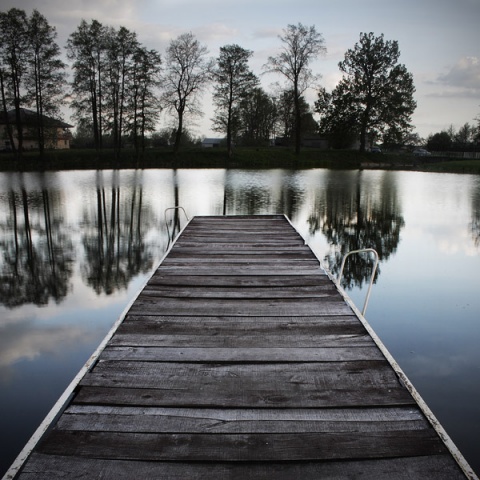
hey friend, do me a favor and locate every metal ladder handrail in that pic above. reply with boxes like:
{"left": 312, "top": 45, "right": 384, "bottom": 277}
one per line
{"left": 164, "top": 207, "right": 189, "bottom": 244}
{"left": 337, "top": 248, "right": 379, "bottom": 316}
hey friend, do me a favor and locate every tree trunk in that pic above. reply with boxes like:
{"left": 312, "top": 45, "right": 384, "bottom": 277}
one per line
{"left": 14, "top": 100, "right": 23, "bottom": 156}
{"left": 359, "top": 106, "right": 371, "bottom": 153}
{"left": 174, "top": 111, "right": 183, "bottom": 154}
{"left": 227, "top": 110, "right": 233, "bottom": 158}
{"left": 360, "top": 122, "right": 367, "bottom": 153}
{"left": 0, "top": 73, "right": 16, "bottom": 155}
{"left": 294, "top": 86, "right": 301, "bottom": 155}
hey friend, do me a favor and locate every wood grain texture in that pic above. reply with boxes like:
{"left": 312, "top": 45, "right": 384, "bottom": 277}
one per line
{"left": 19, "top": 453, "right": 467, "bottom": 480}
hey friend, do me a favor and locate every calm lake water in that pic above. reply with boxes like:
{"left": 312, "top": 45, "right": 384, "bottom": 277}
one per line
{"left": 0, "top": 168, "right": 479, "bottom": 476}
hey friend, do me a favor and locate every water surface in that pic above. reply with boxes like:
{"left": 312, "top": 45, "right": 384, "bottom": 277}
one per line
{"left": 0, "top": 168, "right": 479, "bottom": 476}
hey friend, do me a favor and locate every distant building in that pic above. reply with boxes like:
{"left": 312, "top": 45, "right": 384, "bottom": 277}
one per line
{"left": 0, "top": 108, "right": 73, "bottom": 151}
{"left": 201, "top": 138, "right": 224, "bottom": 148}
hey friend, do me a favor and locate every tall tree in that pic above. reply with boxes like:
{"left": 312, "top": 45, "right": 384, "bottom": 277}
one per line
{"left": 26, "top": 10, "right": 66, "bottom": 157}
{"left": 67, "top": 19, "right": 108, "bottom": 151}
{"left": 129, "top": 46, "right": 162, "bottom": 157}
{"left": 319, "top": 32, "right": 416, "bottom": 152}
{"left": 211, "top": 44, "right": 258, "bottom": 157}
{"left": 162, "top": 32, "right": 212, "bottom": 154}
{"left": 0, "top": 8, "right": 29, "bottom": 156}
{"left": 264, "top": 23, "right": 326, "bottom": 154}
{"left": 104, "top": 26, "right": 138, "bottom": 157}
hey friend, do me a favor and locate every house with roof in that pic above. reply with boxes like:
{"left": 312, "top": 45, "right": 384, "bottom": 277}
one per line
{"left": 0, "top": 108, "right": 73, "bottom": 151}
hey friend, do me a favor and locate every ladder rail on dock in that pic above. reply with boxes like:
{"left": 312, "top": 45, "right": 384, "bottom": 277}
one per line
{"left": 4, "top": 215, "right": 476, "bottom": 480}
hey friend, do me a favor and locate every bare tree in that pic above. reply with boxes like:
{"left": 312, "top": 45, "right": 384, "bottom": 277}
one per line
{"left": 211, "top": 44, "right": 258, "bottom": 157}
{"left": 67, "top": 19, "right": 108, "bottom": 152}
{"left": 0, "top": 8, "right": 29, "bottom": 156}
{"left": 26, "top": 9, "right": 66, "bottom": 157}
{"left": 104, "top": 26, "right": 138, "bottom": 157}
{"left": 129, "top": 46, "right": 162, "bottom": 157}
{"left": 162, "top": 32, "right": 212, "bottom": 154}
{"left": 265, "top": 23, "right": 326, "bottom": 154}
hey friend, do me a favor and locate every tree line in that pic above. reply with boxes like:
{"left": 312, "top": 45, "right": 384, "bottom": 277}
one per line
{"left": 1, "top": 7, "right": 430, "bottom": 160}
{"left": 427, "top": 122, "right": 480, "bottom": 152}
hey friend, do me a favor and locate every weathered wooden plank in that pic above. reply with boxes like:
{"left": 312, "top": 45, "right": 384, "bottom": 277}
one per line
{"left": 57, "top": 414, "right": 426, "bottom": 435}
{"left": 18, "top": 453, "right": 467, "bottom": 480}
{"left": 178, "top": 231, "right": 305, "bottom": 238}
{"left": 100, "top": 346, "right": 384, "bottom": 362}
{"left": 58, "top": 405, "right": 428, "bottom": 433}
{"left": 156, "top": 266, "right": 323, "bottom": 275}
{"left": 73, "top": 384, "right": 415, "bottom": 408}
{"left": 172, "top": 242, "right": 307, "bottom": 250}
{"left": 80, "top": 360, "right": 402, "bottom": 392}
{"left": 161, "top": 255, "right": 319, "bottom": 264}
{"left": 177, "top": 230, "right": 302, "bottom": 238}
{"left": 186, "top": 218, "right": 292, "bottom": 227}
{"left": 128, "top": 296, "right": 353, "bottom": 316}
{"left": 38, "top": 430, "right": 447, "bottom": 461}
{"left": 160, "top": 259, "right": 320, "bottom": 268}
{"left": 139, "top": 285, "right": 338, "bottom": 300}
{"left": 109, "top": 333, "right": 372, "bottom": 348}
{"left": 184, "top": 220, "right": 296, "bottom": 227}
{"left": 119, "top": 315, "right": 359, "bottom": 329}
{"left": 168, "top": 246, "right": 314, "bottom": 255}
{"left": 173, "top": 240, "right": 306, "bottom": 247}
{"left": 60, "top": 404, "right": 426, "bottom": 427}
{"left": 147, "top": 274, "right": 331, "bottom": 287}
{"left": 141, "top": 282, "right": 337, "bottom": 299}
{"left": 178, "top": 232, "right": 303, "bottom": 239}
{"left": 179, "top": 221, "right": 299, "bottom": 229}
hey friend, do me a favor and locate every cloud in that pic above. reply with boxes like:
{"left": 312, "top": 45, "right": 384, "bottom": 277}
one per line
{"left": 0, "top": 321, "right": 91, "bottom": 371}
{"left": 434, "top": 56, "right": 480, "bottom": 97}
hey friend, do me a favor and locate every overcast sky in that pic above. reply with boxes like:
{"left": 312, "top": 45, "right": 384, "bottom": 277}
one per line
{"left": 1, "top": 0, "right": 479, "bottom": 139}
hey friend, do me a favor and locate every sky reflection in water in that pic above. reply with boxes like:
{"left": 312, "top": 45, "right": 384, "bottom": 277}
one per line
{"left": 0, "top": 168, "right": 479, "bottom": 476}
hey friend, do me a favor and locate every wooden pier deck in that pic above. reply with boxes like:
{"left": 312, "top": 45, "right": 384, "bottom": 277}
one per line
{"left": 10, "top": 215, "right": 474, "bottom": 479}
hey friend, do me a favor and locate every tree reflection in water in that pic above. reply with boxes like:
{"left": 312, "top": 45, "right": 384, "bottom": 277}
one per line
{"left": 308, "top": 170, "right": 405, "bottom": 289}
{"left": 81, "top": 170, "right": 155, "bottom": 295}
{"left": 471, "top": 182, "right": 480, "bottom": 248}
{"left": 0, "top": 178, "right": 75, "bottom": 308}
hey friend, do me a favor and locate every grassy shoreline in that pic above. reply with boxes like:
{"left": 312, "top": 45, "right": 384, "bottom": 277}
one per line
{"left": 1, "top": 147, "right": 479, "bottom": 174}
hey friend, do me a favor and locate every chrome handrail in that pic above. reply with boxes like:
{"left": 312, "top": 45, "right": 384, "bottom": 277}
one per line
{"left": 164, "top": 206, "right": 189, "bottom": 244}
{"left": 338, "top": 248, "right": 379, "bottom": 316}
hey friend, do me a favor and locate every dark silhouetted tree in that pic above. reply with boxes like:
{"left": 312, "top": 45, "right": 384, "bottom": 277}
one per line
{"left": 211, "top": 44, "right": 258, "bottom": 157}
{"left": 129, "top": 46, "right": 162, "bottom": 158}
{"left": 264, "top": 23, "right": 326, "bottom": 154}
{"left": 67, "top": 19, "right": 108, "bottom": 152}
{"left": 427, "top": 131, "right": 452, "bottom": 151}
{"left": 162, "top": 33, "right": 212, "bottom": 154}
{"left": 0, "top": 8, "right": 29, "bottom": 156}
{"left": 26, "top": 9, "right": 66, "bottom": 157}
{"left": 238, "top": 87, "right": 277, "bottom": 146}
{"left": 318, "top": 32, "right": 416, "bottom": 152}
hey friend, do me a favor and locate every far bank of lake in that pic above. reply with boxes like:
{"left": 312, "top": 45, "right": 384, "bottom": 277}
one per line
{"left": 1, "top": 147, "right": 479, "bottom": 174}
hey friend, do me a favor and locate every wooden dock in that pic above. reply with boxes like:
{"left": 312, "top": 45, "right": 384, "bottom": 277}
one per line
{"left": 9, "top": 215, "right": 475, "bottom": 479}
